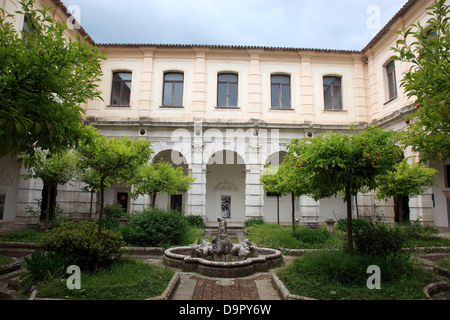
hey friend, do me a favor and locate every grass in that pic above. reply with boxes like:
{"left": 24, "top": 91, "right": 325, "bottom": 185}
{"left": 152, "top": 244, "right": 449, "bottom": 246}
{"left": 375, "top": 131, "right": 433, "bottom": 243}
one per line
{"left": 277, "top": 250, "right": 442, "bottom": 300}
{"left": 246, "top": 222, "right": 450, "bottom": 250}
{"left": 0, "top": 229, "right": 44, "bottom": 243}
{"left": 0, "top": 255, "right": 14, "bottom": 267}
{"left": 35, "top": 257, "right": 174, "bottom": 300}
{"left": 246, "top": 224, "right": 344, "bottom": 249}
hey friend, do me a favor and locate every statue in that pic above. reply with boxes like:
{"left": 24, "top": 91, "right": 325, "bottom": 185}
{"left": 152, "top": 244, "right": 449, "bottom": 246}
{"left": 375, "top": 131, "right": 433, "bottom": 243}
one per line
{"left": 211, "top": 217, "right": 233, "bottom": 261}
{"left": 193, "top": 216, "right": 255, "bottom": 261}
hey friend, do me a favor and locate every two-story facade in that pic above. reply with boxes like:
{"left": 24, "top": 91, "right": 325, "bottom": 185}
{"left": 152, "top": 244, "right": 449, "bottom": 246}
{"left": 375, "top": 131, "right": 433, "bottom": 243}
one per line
{"left": 1, "top": 0, "right": 449, "bottom": 230}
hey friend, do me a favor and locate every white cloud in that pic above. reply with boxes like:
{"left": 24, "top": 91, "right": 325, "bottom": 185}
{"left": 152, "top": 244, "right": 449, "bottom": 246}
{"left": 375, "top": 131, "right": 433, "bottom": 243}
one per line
{"left": 62, "top": 0, "right": 407, "bottom": 49}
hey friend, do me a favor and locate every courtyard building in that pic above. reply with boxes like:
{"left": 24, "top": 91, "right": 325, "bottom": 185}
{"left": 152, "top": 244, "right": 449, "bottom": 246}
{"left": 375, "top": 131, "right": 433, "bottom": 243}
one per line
{"left": 0, "top": 0, "right": 449, "bottom": 231}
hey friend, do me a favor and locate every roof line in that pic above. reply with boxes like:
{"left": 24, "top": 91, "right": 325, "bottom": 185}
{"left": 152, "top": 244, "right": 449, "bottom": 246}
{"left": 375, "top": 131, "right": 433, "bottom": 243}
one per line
{"left": 55, "top": 0, "right": 421, "bottom": 55}
{"left": 94, "top": 43, "right": 360, "bottom": 54}
{"left": 361, "top": 0, "right": 419, "bottom": 53}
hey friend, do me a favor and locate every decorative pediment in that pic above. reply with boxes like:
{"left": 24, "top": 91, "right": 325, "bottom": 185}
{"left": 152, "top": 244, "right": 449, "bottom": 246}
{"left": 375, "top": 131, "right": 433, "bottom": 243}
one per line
{"left": 215, "top": 180, "right": 237, "bottom": 191}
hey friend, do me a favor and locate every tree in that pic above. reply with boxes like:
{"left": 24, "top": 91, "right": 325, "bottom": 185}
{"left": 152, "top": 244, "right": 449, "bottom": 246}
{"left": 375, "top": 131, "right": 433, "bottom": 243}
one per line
{"left": 392, "top": 0, "right": 450, "bottom": 163}
{"left": 261, "top": 158, "right": 311, "bottom": 233}
{"left": 76, "top": 126, "right": 153, "bottom": 241}
{"left": 260, "top": 165, "right": 286, "bottom": 226}
{"left": 132, "top": 160, "right": 195, "bottom": 208}
{"left": 0, "top": 0, "right": 104, "bottom": 159}
{"left": 376, "top": 158, "right": 437, "bottom": 222}
{"left": 21, "top": 150, "right": 77, "bottom": 231}
{"left": 79, "top": 169, "right": 113, "bottom": 221}
{"left": 287, "top": 126, "right": 402, "bottom": 255}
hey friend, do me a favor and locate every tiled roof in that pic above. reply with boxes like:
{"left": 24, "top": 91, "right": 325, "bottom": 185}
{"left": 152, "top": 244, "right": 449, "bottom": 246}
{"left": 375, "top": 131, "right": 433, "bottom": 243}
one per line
{"left": 94, "top": 43, "right": 360, "bottom": 54}
{"left": 55, "top": 0, "right": 419, "bottom": 54}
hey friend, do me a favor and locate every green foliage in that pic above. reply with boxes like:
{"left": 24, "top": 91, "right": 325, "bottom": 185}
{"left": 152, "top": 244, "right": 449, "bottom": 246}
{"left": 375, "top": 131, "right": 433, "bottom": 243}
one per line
{"left": 0, "top": 0, "right": 105, "bottom": 158}
{"left": 102, "top": 202, "right": 127, "bottom": 230}
{"left": 40, "top": 221, "right": 125, "bottom": 271}
{"left": 294, "top": 226, "right": 331, "bottom": 245}
{"left": 287, "top": 126, "right": 402, "bottom": 199}
{"left": 18, "top": 250, "right": 71, "bottom": 294}
{"left": 336, "top": 218, "right": 375, "bottom": 233}
{"left": 35, "top": 258, "right": 174, "bottom": 300}
{"left": 283, "top": 251, "right": 412, "bottom": 287}
{"left": 0, "top": 229, "right": 43, "bottom": 243}
{"left": 185, "top": 215, "right": 205, "bottom": 228}
{"left": 394, "top": 221, "right": 439, "bottom": 240}
{"left": 245, "top": 224, "right": 343, "bottom": 249}
{"left": 376, "top": 159, "right": 437, "bottom": 200}
{"left": 21, "top": 150, "right": 78, "bottom": 185}
{"left": 131, "top": 160, "right": 195, "bottom": 206}
{"left": 392, "top": 0, "right": 450, "bottom": 163}
{"left": 120, "top": 208, "right": 188, "bottom": 247}
{"left": 244, "top": 217, "right": 265, "bottom": 227}
{"left": 353, "top": 222, "right": 406, "bottom": 257}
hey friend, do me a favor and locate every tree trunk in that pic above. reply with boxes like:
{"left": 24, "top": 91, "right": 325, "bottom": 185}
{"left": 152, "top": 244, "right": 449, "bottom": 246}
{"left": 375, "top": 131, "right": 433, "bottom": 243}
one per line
{"left": 276, "top": 195, "right": 280, "bottom": 225}
{"left": 345, "top": 185, "right": 354, "bottom": 256}
{"left": 44, "top": 183, "right": 51, "bottom": 233}
{"left": 89, "top": 190, "right": 94, "bottom": 221}
{"left": 152, "top": 191, "right": 157, "bottom": 208}
{"left": 291, "top": 192, "right": 296, "bottom": 235}
{"left": 94, "top": 177, "right": 106, "bottom": 273}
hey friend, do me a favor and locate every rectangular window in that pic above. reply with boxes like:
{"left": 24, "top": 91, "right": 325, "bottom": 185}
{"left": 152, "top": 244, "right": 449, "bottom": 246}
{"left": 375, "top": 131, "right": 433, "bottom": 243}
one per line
{"left": 271, "top": 75, "right": 291, "bottom": 109}
{"left": 323, "top": 76, "right": 342, "bottom": 110}
{"left": 0, "top": 193, "right": 5, "bottom": 220}
{"left": 217, "top": 73, "right": 238, "bottom": 107}
{"left": 163, "top": 72, "right": 184, "bottom": 106}
{"left": 170, "top": 194, "right": 183, "bottom": 212}
{"left": 386, "top": 61, "right": 397, "bottom": 100}
{"left": 110, "top": 72, "right": 132, "bottom": 106}
{"left": 116, "top": 192, "right": 128, "bottom": 213}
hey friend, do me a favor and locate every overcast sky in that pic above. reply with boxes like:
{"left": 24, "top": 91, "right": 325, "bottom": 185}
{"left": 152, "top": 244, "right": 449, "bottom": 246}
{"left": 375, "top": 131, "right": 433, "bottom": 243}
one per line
{"left": 61, "top": 0, "right": 408, "bottom": 50}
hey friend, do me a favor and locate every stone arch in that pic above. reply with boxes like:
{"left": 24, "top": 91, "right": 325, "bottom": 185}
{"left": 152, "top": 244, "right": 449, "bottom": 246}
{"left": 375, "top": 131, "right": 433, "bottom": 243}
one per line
{"left": 205, "top": 149, "right": 246, "bottom": 223}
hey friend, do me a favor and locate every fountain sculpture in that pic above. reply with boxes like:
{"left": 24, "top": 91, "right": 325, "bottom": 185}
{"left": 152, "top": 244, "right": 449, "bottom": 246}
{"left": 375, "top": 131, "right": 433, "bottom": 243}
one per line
{"left": 163, "top": 217, "right": 282, "bottom": 278}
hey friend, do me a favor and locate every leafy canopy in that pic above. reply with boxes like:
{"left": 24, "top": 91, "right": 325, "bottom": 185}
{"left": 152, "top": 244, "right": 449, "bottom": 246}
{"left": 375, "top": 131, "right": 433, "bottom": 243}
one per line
{"left": 0, "top": 0, "right": 104, "bottom": 158}
{"left": 286, "top": 126, "right": 402, "bottom": 199}
{"left": 392, "top": 0, "right": 450, "bottom": 163}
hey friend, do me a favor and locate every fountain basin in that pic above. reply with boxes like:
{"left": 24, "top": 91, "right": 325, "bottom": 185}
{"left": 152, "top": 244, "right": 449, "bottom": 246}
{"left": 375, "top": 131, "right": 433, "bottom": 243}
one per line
{"left": 163, "top": 246, "right": 282, "bottom": 278}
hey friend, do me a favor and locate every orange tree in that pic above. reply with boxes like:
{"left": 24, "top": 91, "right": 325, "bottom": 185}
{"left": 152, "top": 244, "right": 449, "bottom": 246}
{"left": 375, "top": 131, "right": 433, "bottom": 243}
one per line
{"left": 260, "top": 159, "right": 311, "bottom": 234}
{"left": 286, "top": 126, "right": 402, "bottom": 255}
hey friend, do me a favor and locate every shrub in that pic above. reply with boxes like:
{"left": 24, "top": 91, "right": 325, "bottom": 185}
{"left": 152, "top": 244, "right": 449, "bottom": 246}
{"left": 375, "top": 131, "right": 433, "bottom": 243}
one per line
{"left": 353, "top": 222, "right": 405, "bottom": 257}
{"left": 395, "top": 221, "right": 439, "bottom": 240}
{"left": 294, "top": 226, "right": 331, "bottom": 245}
{"left": 244, "top": 217, "right": 265, "bottom": 227}
{"left": 185, "top": 215, "right": 205, "bottom": 229}
{"left": 102, "top": 202, "right": 127, "bottom": 230}
{"left": 40, "top": 221, "right": 125, "bottom": 271}
{"left": 289, "top": 250, "right": 413, "bottom": 287}
{"left": 18, "top": 250, "right": 71, "bottom": 294}
{"left": 336, "top": 218, "right": 374, "bottom": 233}
{"left": 120, "top": 208, "right": 187, "bottom": 247}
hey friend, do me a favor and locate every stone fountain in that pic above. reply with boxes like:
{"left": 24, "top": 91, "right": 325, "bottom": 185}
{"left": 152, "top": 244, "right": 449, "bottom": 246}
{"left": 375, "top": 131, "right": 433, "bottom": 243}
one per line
{"left": 163, "top": 217, "right": 282, "bottom": 278}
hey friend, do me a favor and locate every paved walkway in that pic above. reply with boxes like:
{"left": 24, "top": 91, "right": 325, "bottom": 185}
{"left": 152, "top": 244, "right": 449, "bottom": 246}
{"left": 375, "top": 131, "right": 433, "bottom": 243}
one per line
{"left": 170, "top": 272, "right": 281, "bottom": 300}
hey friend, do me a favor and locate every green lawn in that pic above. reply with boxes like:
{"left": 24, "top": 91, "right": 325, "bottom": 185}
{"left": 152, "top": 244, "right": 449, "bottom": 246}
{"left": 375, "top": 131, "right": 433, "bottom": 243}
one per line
{"left": 277, "top": 250, "right": 444, "bottom": 300}
{"left": 0, "top": 255, "right": 14, "bottom": 267}
{"left": 35, "top": 258, "right": 174, "bottom": 300}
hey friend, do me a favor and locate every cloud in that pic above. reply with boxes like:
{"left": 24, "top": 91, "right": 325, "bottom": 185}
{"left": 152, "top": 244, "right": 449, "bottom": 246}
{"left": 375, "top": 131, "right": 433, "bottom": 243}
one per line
{"left": 62, "top": 0, "right": 407, "bottom": 49}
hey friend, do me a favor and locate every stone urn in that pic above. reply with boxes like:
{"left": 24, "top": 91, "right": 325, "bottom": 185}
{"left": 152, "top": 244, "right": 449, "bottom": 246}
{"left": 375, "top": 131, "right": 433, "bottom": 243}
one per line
{"left": 325, "top": 219, "right": 335, "bottom": 234}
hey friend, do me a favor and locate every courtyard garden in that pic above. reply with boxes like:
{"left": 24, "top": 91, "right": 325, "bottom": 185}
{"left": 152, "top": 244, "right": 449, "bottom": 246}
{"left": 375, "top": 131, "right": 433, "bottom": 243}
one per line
{"left": 1, "top": 213, "right": 449, "bottom": 300}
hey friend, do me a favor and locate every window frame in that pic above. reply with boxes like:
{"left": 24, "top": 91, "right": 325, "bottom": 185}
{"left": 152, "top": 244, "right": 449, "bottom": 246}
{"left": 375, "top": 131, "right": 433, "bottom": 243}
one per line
{"left": 270, "top": 74, "right": 291, "bottom": 109}
{"left": 323, "top": 76, "right": 343, "bottom": 111}
{"left": 217, "top": 72, "right": 239, "bottom": 108}
{"left": 385, "top": 60, "right": 398, "bottom": 101}
{"left": 110, "top": 71, "right": 132, "bottom": 107}
{"left": 162, "top": 72, "right": 184, "bottom": 107}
